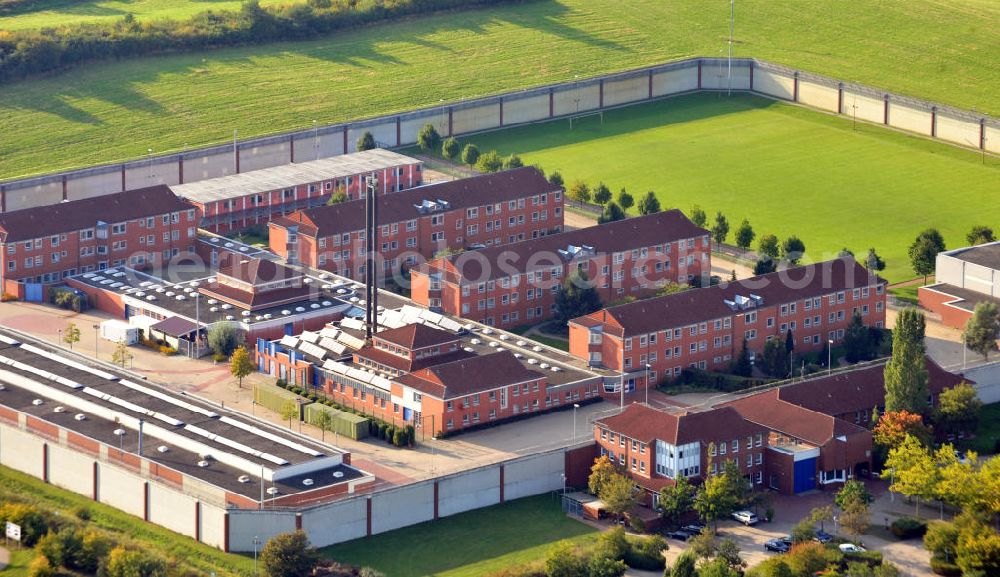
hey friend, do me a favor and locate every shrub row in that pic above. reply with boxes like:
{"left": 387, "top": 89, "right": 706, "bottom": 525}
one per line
{"left": 0, "top": 0, "right": 524, "bottom": 82}
{"left": 662, "top": 367, "right": 769, "bottom": 393}
{"left": 890, "top": 516, "right": 928, "bottom": 539}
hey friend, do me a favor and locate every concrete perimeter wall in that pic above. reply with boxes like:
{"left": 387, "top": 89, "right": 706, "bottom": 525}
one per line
{"left": 227, "top": 444, "right": 588, "bottom": 552}
{"left": 4, "top": 57, "right": 994, "bottom": 212}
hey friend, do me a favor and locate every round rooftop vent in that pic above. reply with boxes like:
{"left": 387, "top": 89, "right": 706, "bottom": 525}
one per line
{"left": 488, "top": 342, "right": 498, "bottom": 348}
{"left": 157, "top": 445, "right": 170, "bottom": 453}
{"left": 224, "top": 242, "right": 234, "bottom": 249}
{"left": 464, "top": 347, "right": 475, "bottom": 353}
{"left": 266, "top": 487, "right": 279, "bottom": 495}
{"left": 322, "top": 301, "right": 333, "bottom": 307}
{"left": 221, "top": 304, "right": 232, "bottom": 310}
{"left": 320, "top": 273, "right": 330, "bottom": 280}
{"left": 255, "top": 315, "right": 264, "bottom": 321}
{"left": 114, "top": 428, "right": 126, "bottom": 436}
{"left": 146, "top": 296, "right": 156, "bottom": 301}
{"left": 165, "top": 291, "right": 175, "bottom": 297}
{"left": 303, "top": 278, "right": 312, "bottom": 284}
{"left": 302, "top": 478, "right": 314, "bottom": 486}
{"left": 516, "top": 340, "right": 527, "bottom": 347}
{"left": 540, "top": 363, "right": 550, "bottom": 369}
{"left": 482, "top": 328, "right": 494, "bottom": 335}
{"left": 499, "top": 334, "right": 510, "bottom": 341}
{"left": 310, "top": 304, "right": 320, "bottom": 309}
{"left": 207, "top": 299, "right": 217, "bottom": 305}
{"left": 295, "top": 307, "right": 305, "bottom": 313}
{"left": 197, "top": 460, "right": 210, "bottom": 468}
{"left": 337, "top": 289, "right": 347, "bottom": 295}
{"left": 470, "top": 338, "right": 481, "bottom": 345}
{"left": 225, "top": 315, "right": 235, "bottom": 321}
{"left": 238, "top": 475, "right": 251, "bottom": 483}
{"left": 532, "top": 346, "right": 543, "bottom": 352}
{"left": 209, "top": 307, "right": 218, "bottom": 313}
{"left": 332, "top": 471, "right": 344, "bottom": 479}
{"left": 281, "top": 310, "right": 291, "bottom": 316}
{"left": 514, "top": 353, "right": 523, "bottom": 358}
{"left": 32, "top": 399, "right": 44, "bottom": 406}
{"left": 54, "top": 406, "right": 66, "bottom": 413}
{"left": 74, "top": 413, "right": 87, "bottom": 421}
{"left": 551, "top": 367, "right": 561, "bottom": 372}
{"left": 242, "top": 310, "right": 251, "bottom": 317}
{"left": 527, "top": 359, "right": 538, "bottom": 365}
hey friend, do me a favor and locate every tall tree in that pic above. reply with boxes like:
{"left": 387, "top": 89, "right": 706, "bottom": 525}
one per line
{"left": 865, "top": 247, "right": 886, "bottom": 272}
{"left": 229, "top": 346, "right": 255, "bottom": 389}
{"left": 966, "top": 225, "right": 995, "bottom": 245}
{"left": 781, "top": 236, "right": 806, "bottom": 264}
{"left": 416, "top": 123, "right": 441, "bottom": 151}
{"left": 548, "top": 171, "right": 563, "bottom": 188}
{"left": 616, "top": 188, "right": 634, "bottom": 212}
{"left": 963, "top": 301, "right": 999, "bottom": 360}
{"left": 732, "top": 339, "right": 753, "bottom": 377}
{"left": 280, "top": 401, "right": 299, "bottom": 429}
{"left": 695, "top": 461, "right": 742, "bottom": 531}
{"left": 658, "top": 475, "right": 696, "bottom": 524}
{"left": 734, "top": 219, "right": 755, "bottom": 253}
{"left": 835, "top": 479, "right": 873, "bottom": 511}
{"left": 599, "top": 473, "right": 637, "bottom": 521}
{"left": 207, "top": 324, "right": 242, "bottom": 357}
{"left": 598, "top": 201, "right": 626, "bottom": 224}
{"left": 502, "top": 153, "right": 523, "bottom": 170}
{"left": 636, "top": 191, "right": 661, "bottom": 215}
{"left": 460, "top": 143, "right": 480, "bottom": 165}
{"left": 885, "top": 434, "right": 939, "bottom": 515}
{"left": 843, "top": 312, "right": 874, "bottom": 363}
{"left": 753, "top": 258, "right": 776, "bottom": 275}
{"left": 873, "top": 410, "right": 933, "bottom": 449}
{"left": 592, "top": 182, "right": 612, "bottom": 206}
{"left": 111, "top": 340, "right": 132, "bottom": 369}
{"left": 441, "top": 136, "right": 460, "bottom": 159}
{"left": 689, "top": 205, "right": 707, "bottom": 228}
{"left": 569, "top": 180, "right": 591, "bottom": 206}
{"left": 314, "top": 410, "right": 334, "bottom": 442}
{"left": 884, "top": 308, "right": 929, "bottom": 414}
{"left": 63, "top": 322, "right": 81, "bottom": 350}
{"left": 758, "top": 234, "right": 780, "bottom": 260}
{"left": 475, "top": 150, "right": 503, "bottom": 172}
{"left": 711, "top": 212, "right": 730, "bottom": 246}
{"left": 355, "top": 130, "right": 375, "bottom": 152}
{"left": 588, "top": 455, "right": 617, "bottom": 495}
{"left": 933, "top": 382, "right": 982, "bottom": 437}
{"left": 909, "top": 228, "right": 946, "bottom": 283}
{"left": 760, "top": 337, "right": 789, "bottom": 378}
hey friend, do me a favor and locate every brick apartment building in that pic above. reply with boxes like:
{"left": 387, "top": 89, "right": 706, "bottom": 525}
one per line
{"left": 170, "top": 149, "right": 422, "bottom": 234}
{"left": 918, "top": 240, "right": 1000, "bottom": 329}
{"left": 267, "top": 167, "right": 564, "bottom": 281}
{"left": 256, "top": 322, "right": 604, "bottom": 435}
{"left": 410, "top": 210, "right": 710, "bottom": 329}
{"left": 0, "top": 186, "right": 199, "bottom": 297}
{"left": 568, "top": 257, "right": 887, "bottom": 394}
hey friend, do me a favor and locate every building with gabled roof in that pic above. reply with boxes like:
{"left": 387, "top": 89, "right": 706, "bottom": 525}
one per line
{"left": 268, "top": 167, "right": 564, "bottom": 281}
{"left": 410, "top": 210, "right": 710, "bottom": 330}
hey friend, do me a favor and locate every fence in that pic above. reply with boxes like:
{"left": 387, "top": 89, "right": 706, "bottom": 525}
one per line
{"left": 1, "top": 57, "right": 995, "bottom": 213}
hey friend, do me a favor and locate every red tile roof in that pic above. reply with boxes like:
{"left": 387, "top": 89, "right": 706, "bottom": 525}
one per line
{"left": 394, "top": 351, "right": 544, "bottom": 399}
{"left": 722, "top": 390, "right": 869, "bottom": 446}
{"left": 576, "top": 257, "right": 884, "bottom": 337}
{"left": 198, "top": 284, "right": 311, "bottom": 311}
{"left": 354, "top": 345, "right": 473, "bottom": 373}
{"left": 374, "top": 323, "right": 460, "bottom": 351}
{"left": 0, "top": 185, "right": 195, "bottom": 243}
{"left": 595, "top": 404, "right": 763, "bottom": 445}
{"left": 775, "top": 357, "right": 966, "bottom": 418}
{"left": 272, "top": 167, "right": 559, "bottom": 237}
{"left": 424, "top": 209, "right": 708, "bottom": 283}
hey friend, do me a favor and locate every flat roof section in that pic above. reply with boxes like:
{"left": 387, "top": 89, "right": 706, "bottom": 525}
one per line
{"left": 170, "top": 149, "right": 419, "bottom": 204}
{"left": 948, "top": 242, "right": 1000, "bottom": 270}
{"left": 923, "top": 282, "right": 1000, "bottom": 313}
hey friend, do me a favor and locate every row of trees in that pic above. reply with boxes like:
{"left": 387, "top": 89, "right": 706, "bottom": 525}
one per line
{"left": 568, "top": 181, "right": 662, "bottom": 221}
{"left": 0, "top": 0, "right": 521, "bottom": 81}
{"left": 909, "top": 224, "right": 994, "bottom": 282}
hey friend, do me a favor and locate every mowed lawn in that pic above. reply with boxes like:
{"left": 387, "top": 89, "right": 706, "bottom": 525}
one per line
{"left": 320, "top": 494, "right": 597, "bottom": 577}
{"left": 0, "top": 0, "right": 998, "bottom": 178}
{"left": 0, "top": 0, "right": 289, "bottom": 30}
{"left": 470, "top": 93, "right": 999, "bottom": 283}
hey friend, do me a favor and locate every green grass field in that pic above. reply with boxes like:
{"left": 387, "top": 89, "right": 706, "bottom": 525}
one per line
{"left": 321, "top": 494, "right": 597, "bottom": 577}
{"left": 0, "top": 0, "right": 289, "bottom": 30}
{"left": 468, "top": 93, "right": 1000, "bottom": 283}
{"left": 0, "top": 465, "right": 252, "bottom": 577}
{"left": 0, "top": 0, "right": 997, "bottom": 179}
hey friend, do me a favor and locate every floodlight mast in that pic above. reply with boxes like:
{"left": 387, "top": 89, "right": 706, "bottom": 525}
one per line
{"left": 728, "top": 0, "right": 734, "bottom": 96}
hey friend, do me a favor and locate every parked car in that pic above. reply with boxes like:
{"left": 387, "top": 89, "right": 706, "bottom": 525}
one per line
{"left": 839, "top": 543, "right": 866, "bottom": 553}
{"left": 680, "top": 524, "right": 706, "bottom": 535}
{"left": 814, "top": 530, "right": 833, "bottom": 543}
{"left": 667, "top": 530, "right": 692, "bottom": 541}
{"left": 732, "top": 510, "right": 759, "bottom": 526}
{"left": 765, "top": 538, "right": 791, "bottom": 553}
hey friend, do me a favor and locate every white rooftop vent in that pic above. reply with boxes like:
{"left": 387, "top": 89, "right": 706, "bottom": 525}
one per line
{"left": 514, "top": 353, "right": 523, "bottom": 359}
{"left": 225, "top": 315, "right": 235, "bottom": 321}
{"left": 332, "top": 471, "right": 344, "bottom": 478}
{"left": 266, "top": 487, "right": 279, "bottom": 495}
{"left": 499, "top": 334, "right": 510, "bottom": 341}
{"left": 146, "top": 296, "right": 156, "bottom": 301}
{"left": 238, "top": 475, "right": 250, "bottom": 483}
{"left": 527, "top": 359, "right": 539, "bottom": 365}
{"left": 488, "top": 342, "right": 498, "bottom": 348}
{"left": 482, "top": 328, "right": 494, "bottom": 335}
{"left": 516, "top": 340, "right": 527, "bottom": 347}
{"left": 157, "top": 445, "right": 170, "bottom": 453}
{"left": 242, "top": 311, "right": 251, "bottom": 317}
{"left": 350, "top": 297, "right": 359, "bottom": 303}
{"left": 155, "top": 288, "right": 165, "bottom": 293}
{"left": 337, "top": 289, "right": 348, "bottom": 295}
{"left": 532, "top": 346, "right": 543, "bottom": 352}
{"left": 209, "top": 307, "right": 219, "bottom": 313}
{"left": 255, "top": 315, "right": 264, "bottom": 321}
{"left": 207, "top": 299, "right": 218, "bottom": 305}
{"left": 221, "top": 304, "right": 232, "bottom": 310}
{"left": 282, "top": 310, "right": 291, "bottom": 316}
{"left": 239, "top": 246, "right": 249, "bottom": 252}
{"left": 551, "top": 366, "right": 561, "bottom": 372}
{"left": 310, "top": 304, "right": 320, "bottom": 309}
{"left": 189, "top": 282, "right": 200, "bottom": 288}
{"left": 470, "top": 338, "right": 481, "bottom": 345}
{"left": 176, "top": 295, "right": 186, "bottom": 301}
{"left": 303, "top": 278, "right": 313, "bottom": 284}
{"left": 32, "top": 399, "right": 44, "bottom": 406}
{"left": 224, "top": 242, "right": 234, "bottom": 249}
{"left": 295, "top": 307, "right": 305, "bottom": 313}
{"left": 320, "top": 273, "right": 331, "bottom": 279}
{"left": 54, "top": 406, "right": 66, "bottom": 413}
{"left": 165, "top": 291, "right": 175, "bottom": 297}
{"left": 540, "top": 363, "right": 550, "bottom": 369}
{"left": 114, "top": 428, "right": 126, "bottom": 437}
{"left": 197, "top": 460, "right": 210, "bottom": 468}
{"left": 322, "top": 301, "right": 333, "bottom": 307}
{"left": 464, "top": 347, "right": 475, "bottom": 352}
{"left": 183, "top": 287, "right": 193, "bottom": 293}
{"left": 302, "top": 478, "right": 314, "bottom": 486}
{"left": 264, "top": 314, "right": 272, "bottom": 319}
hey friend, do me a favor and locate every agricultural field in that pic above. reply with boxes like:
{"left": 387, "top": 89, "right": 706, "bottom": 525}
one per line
{"left": 0, "top": 0, "right": 289, "bottom": 30}
{"left": 0, "top": 0, "right": 997, "bottom": 178}
{"left": 321, "top": 494, "right": 597, "bottom": 577}
{"left": 468, "top": 93, "right": 999, "bottom": 283}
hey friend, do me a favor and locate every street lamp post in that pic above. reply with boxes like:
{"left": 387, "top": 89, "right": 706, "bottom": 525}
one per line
{"left": 92, "top": 324, "right": 99, "bottom": 359}
{"left": 252, "top": 536, "right": 261, "bottom": 577}
{"left": 313, "top": 120, "right": 319, "bottom": 161}
{"left": 827, "top": 339, "right": 834, "bottom": 375}
{"left": 147, "top": 148, "right": 154, "bottom": 181}
{"left": 644, "top": 363, "right": 651, "bottom": 405}
{"left": 57, "top": 329, "right": 62, "bottom": 348}
{"left": 193, "top": 292, "right": 200, "bottom": 358}
{"left": 572, "top": 403, "right": 580, "bottom": 441}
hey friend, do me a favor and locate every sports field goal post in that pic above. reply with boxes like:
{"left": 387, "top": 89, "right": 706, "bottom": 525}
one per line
{"left": 568, "top": 110, "right": 604, "bottom": 130}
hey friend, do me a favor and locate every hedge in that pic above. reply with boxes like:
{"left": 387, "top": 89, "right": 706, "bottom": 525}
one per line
{"left": 929, "top": 557, "right": 962, "bottom": 576}
{"left": 661, "top": 367, "right": 769, "bottom": 393}
{"left": 890, "top": 517, "right": 928, "bottom": 540}
{"left": 303, "top": 402, "right": 369, "bottom": 440}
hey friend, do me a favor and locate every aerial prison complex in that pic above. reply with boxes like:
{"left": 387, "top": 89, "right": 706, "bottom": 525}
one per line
{"left": 0, "top": 143, "right": 980, "bottom": 553}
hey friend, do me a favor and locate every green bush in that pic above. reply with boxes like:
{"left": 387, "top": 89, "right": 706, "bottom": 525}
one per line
{"left": 475, "top": 150, "right": 504, "bottom": 173}
{"left": 28, "top": 555, "right": 55, "bottom": 577}
{"left": 623, "top": 535, "right": 666, "bottom": 570}
{"left": 461, "top": 143, "right": 480, "bottom": 165}
{"left": 442, "top": 137, "right": 461, "bottom": 159}
{"left": 840, "top": 549, "right": 883, "bottom": 567}
{"left": 890, "top": 517, "right": 928, "bottom": 539}
{"left": 929, "top": 557, "right": 962, "bottom": 576}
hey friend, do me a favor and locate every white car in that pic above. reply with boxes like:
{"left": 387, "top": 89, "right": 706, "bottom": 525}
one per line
{"left": 839, "top": 543, "right": 866, "bottom": 553}
{"left": 732, "top": 510, "right": 759, "bottom": 525}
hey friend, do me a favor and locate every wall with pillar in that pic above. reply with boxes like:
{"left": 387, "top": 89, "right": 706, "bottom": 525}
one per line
{"left": 2, "top": 57, "right": 994, "bottom": 213}
{"left": 369, "top": 481, "right": 436, "bottom": 534}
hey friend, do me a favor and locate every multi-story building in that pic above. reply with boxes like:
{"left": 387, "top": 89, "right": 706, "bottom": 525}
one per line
{"left": 569, "top": 257, "right": 886, "bottom": 394}
{"left": 171, "top": 149, "right": 422, "bottom": 234}
{"left": 256, "top": 317, "right": 605, "bottom": 436}
{"left": 918, "top": 240, "right": 1000, "bottom": 329}
{"left": 410, "top": 210, "right": 710, "bottom": 329}
{"left": 0, "top": 185, "right": 199, "bottom": 296}
{"left": 267, "top": 167, "right": 563, "bottom": 281}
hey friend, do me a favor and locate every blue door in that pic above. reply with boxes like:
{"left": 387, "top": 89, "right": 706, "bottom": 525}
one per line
{"left": 793, "top": 458, "right": 817, "bottom": 493}
{"left": 403, "top": 407, "right": 412, "bottom": 422}
{"left": 284, "top": 323, "right": 294, "bottom": 336}
{"left": 24, "top": 283, "right": 43, "bottom": 303}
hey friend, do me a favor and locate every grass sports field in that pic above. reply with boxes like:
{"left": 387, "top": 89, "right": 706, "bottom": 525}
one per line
{"left": 321, "top": 494, "right": 596, "bottom": 577}
{"left": 468, "top": 93, "right": 999, "bottom": 283}
{"left": 0, "top": 0, "right": 997, "bottom": 178}
{"left": 0, "top": 0, "right": 287, "bottom": 30}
